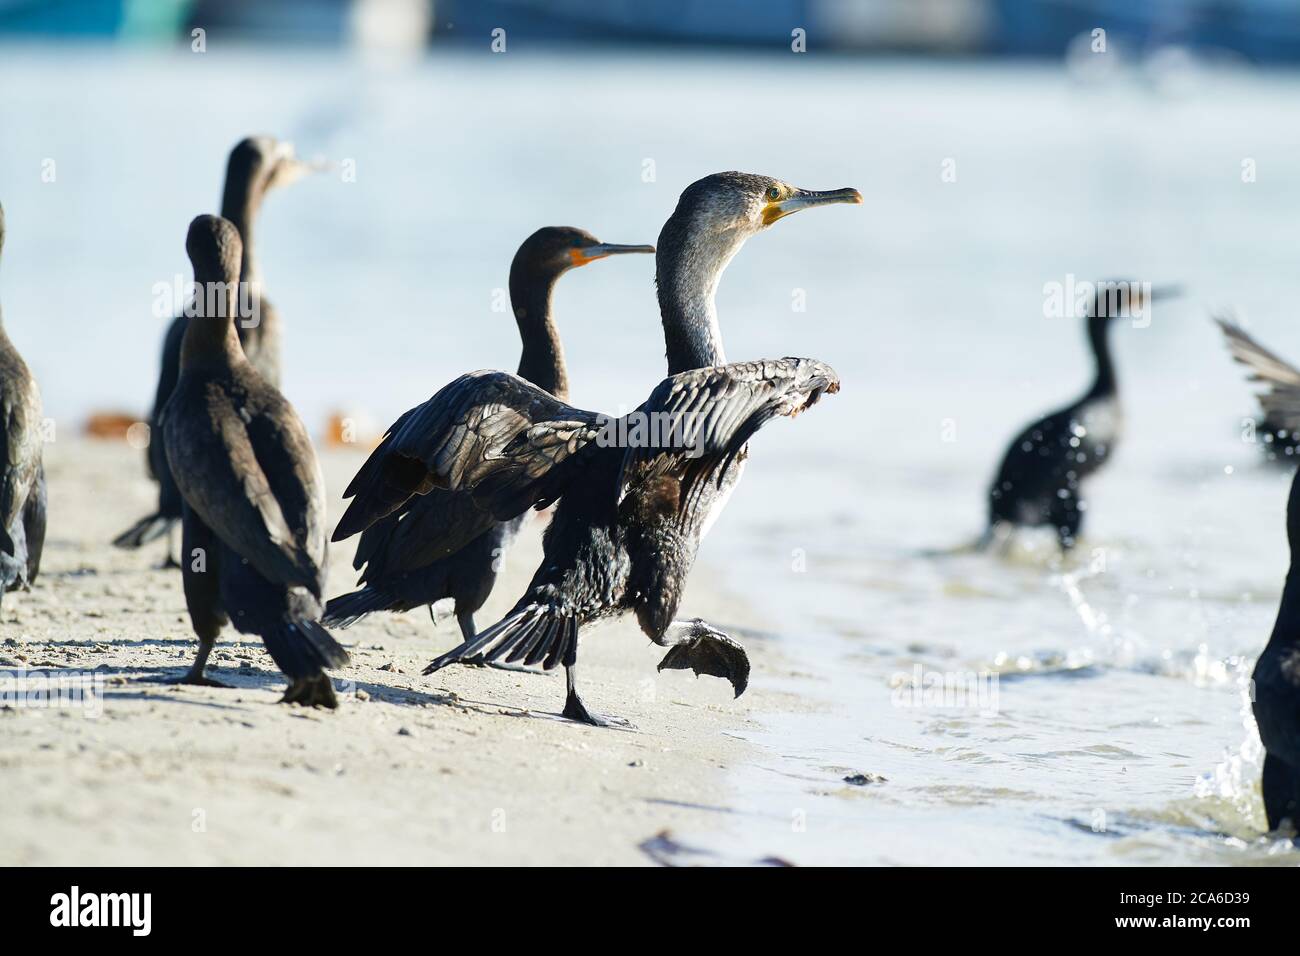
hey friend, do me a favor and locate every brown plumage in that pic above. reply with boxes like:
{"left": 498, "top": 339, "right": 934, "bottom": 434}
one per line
{"left": 162, "top": 214, "right": 346, "bottom": 706}
{"left": 116, "top": 136, "right": 318, "bottom": 555}
{"left": 0, "top": 202, "right": 46, "bottom": 604}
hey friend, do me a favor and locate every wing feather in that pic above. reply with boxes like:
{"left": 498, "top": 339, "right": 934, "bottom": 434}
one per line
{"left": 333, "top": 371, "right": 604, "bottom": 541}
{"left": 617, "top": 357, "right": 841, "bottom": 511}
{"left": 1217, "top": 315, "right": 1300, "bottom": 432}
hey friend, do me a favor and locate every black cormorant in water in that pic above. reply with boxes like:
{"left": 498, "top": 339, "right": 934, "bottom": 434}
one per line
{"left": 322, "top": 227, "right": 654, "bottom": 648}
{"left": 332, "top": 172, "right": 859, "bottom": 725}
{"left": 1215, "top": 316, "right": 1300, "bottom": 464}
{"left": 163, "top": 215, "right": 348, "bottom": 707}
{"left": 1253, "top": 466, "right": 1300, "bottom": 833}
{"left": 0, "top": 202, "right": 46, "bottom": 605}
{"left": 982, "top": 282, "right": 1178, "bottom": 552}
{"left": 115, "top": 136, "right": 318, "bottom": 557}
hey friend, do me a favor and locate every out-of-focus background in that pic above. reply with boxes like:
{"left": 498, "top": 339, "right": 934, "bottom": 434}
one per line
{"left": 3, "top": 0, "right": 1300, "bottom": 864}
{"left": 5, "top": 0, "right": 1300, "bottom": 60}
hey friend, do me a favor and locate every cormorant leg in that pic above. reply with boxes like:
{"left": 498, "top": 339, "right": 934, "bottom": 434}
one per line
{"left": 167, "top": 637, "right": 231, "bottom": 688}
{"left": 561, "top": 665, "right": 631, "bottom": 728}
{"left": 1053, "top": 499, "right": 1082, "bottom": 553}
{"left": 171, "top": 506, "right": 228, "bottom": 687}
{"left": 458, "top": 610, "right": 477, "bottom": 642}
{"left": 158, "top": 525, "right": 181, "bottom": 570}
{"left": 1262, "top": 753, "right": 1300, "bottom": 836}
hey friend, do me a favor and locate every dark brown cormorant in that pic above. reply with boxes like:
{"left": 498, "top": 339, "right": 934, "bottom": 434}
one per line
{"left": 163, "top": 215, "right": 347, "bottom": 707}
{"left": 983, "top": 282, "right": 1178, "bottom": 551}
{"left": 0, "top": 202, "right": 46, "bottom": 605}
{"left": 1215, "top": 316, "right": 1300, "bottom": 463}
{"left": 332, "top": 172, "right": 859, "bottom": 725}
{"left": 115, "top": 137, "right": 317, "bottom": 556}
{"left": 1252, "top": 465, "right": 1300, "bottom": 832}
{"left": 322, "top": 228, "right": 654, "bottom": 650}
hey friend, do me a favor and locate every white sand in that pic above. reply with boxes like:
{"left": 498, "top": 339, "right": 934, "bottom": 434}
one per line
{"left": 0, "top": 439, "right": 782, "bottom": 865}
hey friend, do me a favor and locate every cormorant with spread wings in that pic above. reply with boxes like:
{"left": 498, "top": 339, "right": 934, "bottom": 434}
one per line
{"left": 332, "top": 172, "right": 858, "bottom": 725}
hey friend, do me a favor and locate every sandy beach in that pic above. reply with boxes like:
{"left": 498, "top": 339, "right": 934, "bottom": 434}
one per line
{"left": 0, "top": 437, "right": 786, "bottom": 866}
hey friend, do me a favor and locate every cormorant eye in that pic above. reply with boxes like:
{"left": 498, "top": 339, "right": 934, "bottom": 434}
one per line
{"left": 766, "top": 186, "right": 781, "bottom": 201}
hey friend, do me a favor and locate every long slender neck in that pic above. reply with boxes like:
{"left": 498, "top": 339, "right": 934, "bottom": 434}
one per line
{"left": 1085, "top": 313, "right": 1116, "bottom": 399}
{"left": 655, "top": 217, "right": 742, "bottom": 374}
{"left": 510, "top": 264, "right": 568, "bottom": 400}
{"left": 221, "top": 174, "right": 263, "bottom": 286}
{"left": 180, "top": 273, "right": 244, "bottom": 371}
{"left": 1272, "top": 475, "right": 1300, "bottom": 651}
{"left": 1269, "top": 566, "right": 1300, "bottom": 652}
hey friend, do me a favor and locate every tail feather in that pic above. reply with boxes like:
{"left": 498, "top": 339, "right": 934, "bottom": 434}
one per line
{"left": 113, "top": 513, "right": 175, "bottom": 549}
{"left": 422, "top": 605, "right": 576, "bottom": 675}
{"left": 322, "top": 586, "right": 398, "bottom": 628}
{"left": 262, "top": 618, "right": 350, "bottom": 680}
{"left": 543, "top": 617, "right": 578, "bottom": 670}
{"left": 506, "top": 613, "right": 561, "bottom": 666}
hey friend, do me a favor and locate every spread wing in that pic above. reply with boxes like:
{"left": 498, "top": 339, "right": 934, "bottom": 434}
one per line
{"left": 617, "top": 358, "right": 841, "bottom": 514}
{"left": 1217, "top": 315, "right": 1300, "bottom": 432}
{"left": 352, "top": 487, "right": 498, "bottom": 578}
{"left": 167, "top": 385, "right": 326, "bottom": 594}
{"left": 335, "top": 360, "right": 840, "bottom": 546}
{"left": 333, "top": 370, "right": 604, "bottom": 542}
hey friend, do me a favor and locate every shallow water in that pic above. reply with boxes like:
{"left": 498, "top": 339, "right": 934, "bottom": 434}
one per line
{"left": 2, "top": 44, "right": 1299, "bottom": 864}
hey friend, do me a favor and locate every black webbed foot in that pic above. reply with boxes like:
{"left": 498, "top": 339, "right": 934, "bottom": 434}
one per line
{"left": 561, "top": 691, "right": 632, "bottom": 729}
{"left": 280, "top": 674, "right": 339, "bottom": 709}
{"left": 658, "top": 619, "right": 751, "bottom": 698}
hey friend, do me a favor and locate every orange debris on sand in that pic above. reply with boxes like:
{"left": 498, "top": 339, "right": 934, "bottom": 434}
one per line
{"left": 84, "top": 412, "right": 142, "bottom": 441}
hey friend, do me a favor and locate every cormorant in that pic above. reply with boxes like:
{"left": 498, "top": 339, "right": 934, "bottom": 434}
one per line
{"left": 322, "top": 228, "right": 654, "bottom": 650}
{"left": 1215, "top": 315, "right": 1300, "bottom": 463}
{"left": 982, "top": 282, "right": 1178, "bottom": 551}
{"left": 0, "top": 203, "right": 46, "bottom": 605}
{"left": 1252, "top": 465, "right": 1300, "bottom": 833}
{"left": 332, "top": 172, "right": 859, "bottom": 725}
{"left": 163, "top": 215, "right": 347, "bottom": 707}
{"left": 115, "top": 136, "right": 318, "bottom": 556}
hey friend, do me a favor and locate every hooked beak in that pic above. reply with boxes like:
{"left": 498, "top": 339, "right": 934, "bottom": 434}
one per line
{"left": 763, "top": 186, "right": 863, "bottom": 225}
{"left": 1147, "top": 283, "right": 1184, "bottom": 303}
{"left": 266, "top": 143, "right": 330, "bottom": 190}
{"left": 570, "top": 242, "right": 656, "bottom": 266}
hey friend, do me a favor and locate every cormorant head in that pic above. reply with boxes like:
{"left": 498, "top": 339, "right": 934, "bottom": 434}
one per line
{"left": 224, "top": 136, "right": 320, "bottom": 214}
{"left": 1088, "top": 280, "right": 1182, "bottom": 321}
{"left": 657, "top": 173, "right": 861, "bottom": 302}
{"left": 186, "top": 215, "right": 243, "bottom": 290}
{"left": 664, "top": 172, "right": 861, "bottom": 245}
{"left": 512, "top": 226, "right": 655, "bottom": 282}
